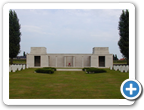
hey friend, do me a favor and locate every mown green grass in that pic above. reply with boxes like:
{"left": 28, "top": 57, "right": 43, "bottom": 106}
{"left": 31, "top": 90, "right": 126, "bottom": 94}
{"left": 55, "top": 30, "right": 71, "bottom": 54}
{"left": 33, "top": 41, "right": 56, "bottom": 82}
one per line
{"left": 113, "top": 60, "right": 127, "bottom": 64}
{"left": 9, "top": 59, "right": 26, "bottom": 64}
{"left": 9, "top": 68, "right": 128, "bottom": 99}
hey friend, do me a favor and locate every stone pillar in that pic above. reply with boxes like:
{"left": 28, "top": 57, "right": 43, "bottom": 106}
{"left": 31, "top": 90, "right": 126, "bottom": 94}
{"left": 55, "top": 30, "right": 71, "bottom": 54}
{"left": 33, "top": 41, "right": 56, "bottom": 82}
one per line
{"left": 64, "top": 56, "right": 66, "bottom": 67}
{"left": 73, "top": 56, "right": 75, "bottom": 67}
{"left": 55, "top": 56, "right": 57, "bottom": 67}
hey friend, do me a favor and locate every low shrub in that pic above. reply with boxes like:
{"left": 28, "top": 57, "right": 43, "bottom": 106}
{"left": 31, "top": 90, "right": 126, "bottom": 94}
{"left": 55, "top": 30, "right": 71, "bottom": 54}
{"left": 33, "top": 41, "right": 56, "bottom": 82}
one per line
{"left": 82, "top": 67, "right": 90, "bottom": 71}
{"left": 82, "top": 67, "right": 95, "bottom": 71}
{"left": 82, "top": 67, "right": 106, "bottom": 73}
{"left": 43, "top": 67, "right": 56, "bottom": 71}
{"left": 35, "top": 68, "right": 54, "bottom": 74}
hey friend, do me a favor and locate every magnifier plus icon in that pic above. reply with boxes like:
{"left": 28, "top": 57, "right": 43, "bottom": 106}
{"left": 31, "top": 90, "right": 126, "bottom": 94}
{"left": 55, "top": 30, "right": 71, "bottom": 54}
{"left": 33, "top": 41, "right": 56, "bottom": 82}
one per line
{"left": 126, "top": 83, "right": 137, "bottom": 95}
{"left": 121, "top": 79, "right": 142, "bottom": 100}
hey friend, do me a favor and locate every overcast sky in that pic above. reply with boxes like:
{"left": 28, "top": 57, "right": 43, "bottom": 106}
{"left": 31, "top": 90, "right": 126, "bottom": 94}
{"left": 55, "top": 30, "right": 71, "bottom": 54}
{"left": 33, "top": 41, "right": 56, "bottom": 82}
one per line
{"left": 14, "top": 9, "right": 124, "bottom": 59}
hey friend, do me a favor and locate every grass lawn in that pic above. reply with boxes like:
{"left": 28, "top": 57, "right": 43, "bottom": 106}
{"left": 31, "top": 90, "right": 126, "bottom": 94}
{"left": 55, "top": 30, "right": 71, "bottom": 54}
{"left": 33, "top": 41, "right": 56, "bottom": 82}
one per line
{"left": 9, "top": 68, "right": 128, "bottom": 99}
{"left": 9, "top": 59, "right": 26, "bottom": 64}
{"left": 113, "top": 60, "right": 127, "bottom": 64}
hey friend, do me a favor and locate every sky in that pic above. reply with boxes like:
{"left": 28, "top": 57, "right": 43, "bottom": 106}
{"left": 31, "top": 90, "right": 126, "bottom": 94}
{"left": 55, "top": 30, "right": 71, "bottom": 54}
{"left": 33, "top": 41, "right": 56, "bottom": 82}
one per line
{"left": 14, "top": 9, "right": 124, "bottom": 59}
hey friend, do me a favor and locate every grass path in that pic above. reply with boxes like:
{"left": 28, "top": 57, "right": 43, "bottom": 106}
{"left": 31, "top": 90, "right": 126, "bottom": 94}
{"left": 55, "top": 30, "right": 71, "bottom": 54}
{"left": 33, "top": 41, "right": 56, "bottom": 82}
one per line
{"left": 9, "top": 68, "right": 128, "bottom": 99}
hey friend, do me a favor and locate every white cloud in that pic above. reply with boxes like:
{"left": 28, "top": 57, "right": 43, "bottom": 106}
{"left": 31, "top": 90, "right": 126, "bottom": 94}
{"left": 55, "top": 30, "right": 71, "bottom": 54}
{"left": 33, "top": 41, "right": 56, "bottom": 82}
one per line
{"left": 21, "top": 25, "right": 48, "bottom": 35}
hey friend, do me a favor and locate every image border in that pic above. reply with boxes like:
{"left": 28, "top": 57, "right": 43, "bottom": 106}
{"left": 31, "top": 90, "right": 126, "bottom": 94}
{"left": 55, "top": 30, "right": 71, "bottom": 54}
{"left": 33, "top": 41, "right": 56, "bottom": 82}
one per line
{"left": 3, "top": 2, "right": 135, "bottom": 105}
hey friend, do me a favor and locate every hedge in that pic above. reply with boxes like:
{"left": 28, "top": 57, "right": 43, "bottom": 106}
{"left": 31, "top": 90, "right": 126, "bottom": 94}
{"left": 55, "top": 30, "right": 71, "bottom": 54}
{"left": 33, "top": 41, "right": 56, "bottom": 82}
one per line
{"left": 82, "top": 67, "right": 106, "bottom": 73}
{"left": 43, "top": 67, "right": 56, "bottom": 71}
{"left": 82, "top": 67, "right": 95, "bottom": 71}
{"left": 35, "top": 68, "right": 54, "bottom": 74}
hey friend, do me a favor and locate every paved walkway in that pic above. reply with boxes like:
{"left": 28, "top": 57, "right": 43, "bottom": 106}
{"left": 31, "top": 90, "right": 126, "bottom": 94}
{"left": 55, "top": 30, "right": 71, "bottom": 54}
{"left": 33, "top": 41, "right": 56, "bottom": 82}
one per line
{"left": 57, "top": 69, "right": 82, "bottom": 71}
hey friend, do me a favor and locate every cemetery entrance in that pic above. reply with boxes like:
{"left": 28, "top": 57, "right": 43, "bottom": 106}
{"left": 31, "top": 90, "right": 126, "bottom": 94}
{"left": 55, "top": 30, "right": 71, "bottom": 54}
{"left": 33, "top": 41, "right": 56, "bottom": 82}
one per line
{"left": 34, "top": 56, "right": 40, "bottom": 66}
{"left": 99, "top": 56, "right": 105, "bottom": 67}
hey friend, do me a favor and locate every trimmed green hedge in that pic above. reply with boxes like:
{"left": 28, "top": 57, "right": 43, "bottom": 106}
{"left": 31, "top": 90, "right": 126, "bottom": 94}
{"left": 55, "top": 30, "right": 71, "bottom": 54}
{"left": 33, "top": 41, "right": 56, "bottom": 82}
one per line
{"left": 82, "top": 67, "right": 95, "bottom": 71}
{"left": 35, "top": 67, "right": 57, "bottom": 74}
{"left": 82, "top": 67, "right": 106, "bottom": 74}
{"left": 43, "top": 67, "right": 56, "bottom": 71}
{"left": 35, "top": 68, "right": 54, "bottom": 74}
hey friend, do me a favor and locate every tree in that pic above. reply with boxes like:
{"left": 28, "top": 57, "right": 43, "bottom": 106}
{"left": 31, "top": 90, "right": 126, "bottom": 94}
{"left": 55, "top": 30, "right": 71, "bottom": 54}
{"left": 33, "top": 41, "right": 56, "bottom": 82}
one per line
{"left": 118, "top": 9, "right": 129, "bottom": 64}
{"left": 113, "top": 54, "right": 118, "bottom": 60}
{"left": 9, "top": 10, "right": 21, "bottom": 64}
{"left": 23, "top": 51, "right": 26, "bottom": 57}
{"left": 113, "top": 54, "right": 115, "bottom": 60}
{"left": 115, "top": 54, "right": 118, "bottom": 60}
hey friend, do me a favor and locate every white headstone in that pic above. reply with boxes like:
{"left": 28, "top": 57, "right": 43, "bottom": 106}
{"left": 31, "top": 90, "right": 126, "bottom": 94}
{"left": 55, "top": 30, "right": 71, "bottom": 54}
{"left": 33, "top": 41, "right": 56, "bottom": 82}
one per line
{"left": 120, "top": 65, "right": 125, "bottom": 72}
{"left": 119, "top": 65, "right": 122, "bottom": 71}
{"left": 12, "top": 66, "right": 17, "bottom": 72}
{"left": 113, "top": 66, "right": 116, "bottom": 70}
{"left": 117, "top": 65, "right": 120, "bottom": 71}
{"left": 17, "top": 65, "right": 21, "bottom": 71}
{"left": 20, "top": 64, "right": 23, "bottom": 68}
{"left": 9, "top": 66, "right": 11, "bottom": 72}
{"left": 110, "top": 66, "right": 113, "bottom": 70}
{"left": 23, "top": 65, "right": 25, "bottom": 69}
{"left": 114, "top": 65, "right": 118, "bottom": 71}
{"left": 124, "top": 66, "right": 129, "bottom": 72}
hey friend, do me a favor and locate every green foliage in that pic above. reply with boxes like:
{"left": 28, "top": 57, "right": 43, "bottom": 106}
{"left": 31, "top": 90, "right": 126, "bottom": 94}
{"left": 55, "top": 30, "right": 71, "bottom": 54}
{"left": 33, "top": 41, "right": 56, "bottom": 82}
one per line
{"left": 113, "top": 54, "right": 118, "bottom": 60}
{"left": 118, "top": 9, "right": 129, "bottom": 64}
{"left": 43, "top": 67, "right": 56, "bottom": 71}
{"left": 82, "top": 67, "right": 95, "bottom": 71}
{"left": 9, "top": 10, "right": 21, "bottom": 64}
{"left": 23, "top": 51, "right": 26, "bottom": 56}
{"left": 35, "top": 67, "right": 56, "bottom": 74}
{"left": 35, "top": 68, "right": 54, "bottom": 74}
{"left": 9, "top": 59, "right": 26, "bottom": 64}
{"left": 82, "top": 67, "right": 106, "bottom": 73}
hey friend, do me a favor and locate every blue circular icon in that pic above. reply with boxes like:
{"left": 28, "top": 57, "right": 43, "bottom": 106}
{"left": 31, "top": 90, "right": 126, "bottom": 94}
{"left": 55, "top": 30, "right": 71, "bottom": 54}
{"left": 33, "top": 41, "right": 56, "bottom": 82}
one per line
{"left": 121, "top": 79, "right": 142, "bottom": 100}
{"left": 123, "top": 81, "right": 139, "bottom": 97}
